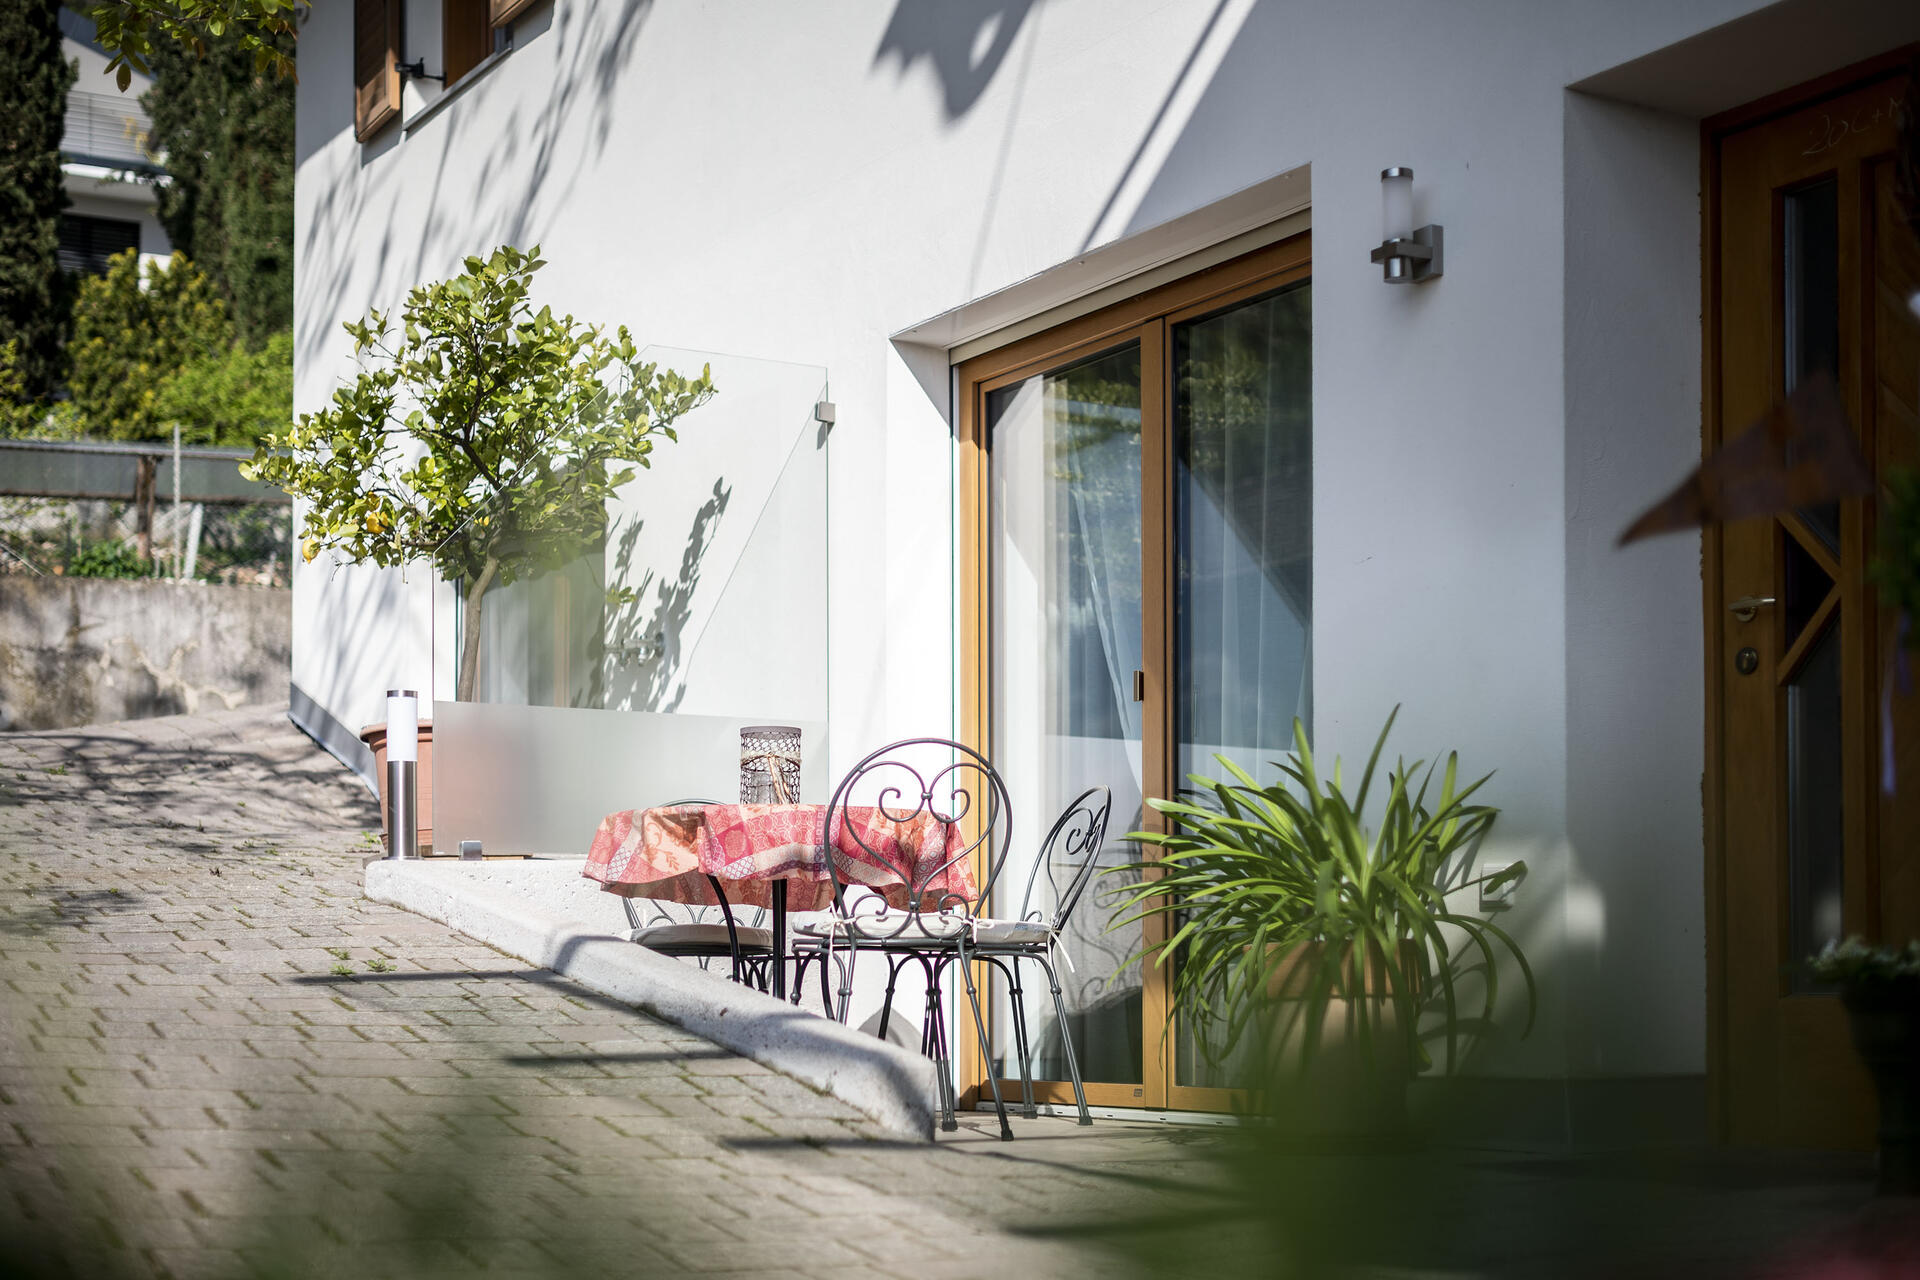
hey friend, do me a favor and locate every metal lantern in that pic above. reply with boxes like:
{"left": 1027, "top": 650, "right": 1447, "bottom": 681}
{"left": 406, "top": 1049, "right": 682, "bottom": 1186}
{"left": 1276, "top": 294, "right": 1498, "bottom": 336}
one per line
{"left": 739, "top": 725, "right": 801, "bottom": 804}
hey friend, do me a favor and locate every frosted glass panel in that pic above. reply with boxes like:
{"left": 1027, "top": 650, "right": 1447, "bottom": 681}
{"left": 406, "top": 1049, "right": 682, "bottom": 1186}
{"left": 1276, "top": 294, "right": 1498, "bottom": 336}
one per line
{"left": 1784, "top": 179, "right": 1840, "bottom": 549}
{"left": 431, "top": 702, "right": 828, "bottom": 856}
{"left": 1786, "top": 623, "right": 1843, "bottom": 994}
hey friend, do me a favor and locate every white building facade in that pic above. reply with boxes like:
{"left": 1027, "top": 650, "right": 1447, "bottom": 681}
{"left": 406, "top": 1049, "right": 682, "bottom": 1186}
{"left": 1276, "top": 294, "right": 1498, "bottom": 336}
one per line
{"left": 292, "top": 0, "right": 1920, "bottom": 1145}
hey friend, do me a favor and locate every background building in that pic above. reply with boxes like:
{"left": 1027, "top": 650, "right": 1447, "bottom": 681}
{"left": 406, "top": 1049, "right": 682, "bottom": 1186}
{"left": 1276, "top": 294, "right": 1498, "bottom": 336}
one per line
{"left": 57, "top": 8, "right": 171, "bottom": 276}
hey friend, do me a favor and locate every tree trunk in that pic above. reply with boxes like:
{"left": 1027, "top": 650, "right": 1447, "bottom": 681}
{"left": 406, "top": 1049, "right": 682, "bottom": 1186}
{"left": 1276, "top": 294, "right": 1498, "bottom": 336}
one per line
{"left": 456, "top": 555, "right": 500, "bottom": 702}
{"left": 133, "top": 455, "right": 156, "bottom": 565}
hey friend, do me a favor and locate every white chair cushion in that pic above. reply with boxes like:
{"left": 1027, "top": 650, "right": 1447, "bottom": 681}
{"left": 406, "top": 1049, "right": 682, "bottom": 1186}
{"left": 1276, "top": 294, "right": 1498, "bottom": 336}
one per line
{"left": 790, "top": 915, "right": 1053, "bottom": 944}
{"left": 970, "top": 918, "right": 1053, "bottom": 946}
{"left": 629, "top": 923, "right": 774, "bottom": 950}
{"left": 792, "top": 913, "right": 968, "bottom": 941}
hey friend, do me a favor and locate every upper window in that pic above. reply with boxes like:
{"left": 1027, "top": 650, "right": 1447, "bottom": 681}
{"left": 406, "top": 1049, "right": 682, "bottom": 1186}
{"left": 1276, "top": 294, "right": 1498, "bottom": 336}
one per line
{"left": 58, "top": 215, "right": 140, "bottom": 276}
{"left": 355, "top": 0, "right": 527, "bottom": 140}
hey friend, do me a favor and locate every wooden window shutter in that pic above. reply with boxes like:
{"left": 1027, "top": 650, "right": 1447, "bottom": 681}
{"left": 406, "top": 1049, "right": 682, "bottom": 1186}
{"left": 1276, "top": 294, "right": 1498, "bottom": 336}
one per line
{"left": 489, "top": 0, "right": 539, "bottom": 31}
{"left": 354, "top": 0, "right": 401, "bottom": 142}
{"left": 443, "top": 0, "right": 491, "bottom": 85}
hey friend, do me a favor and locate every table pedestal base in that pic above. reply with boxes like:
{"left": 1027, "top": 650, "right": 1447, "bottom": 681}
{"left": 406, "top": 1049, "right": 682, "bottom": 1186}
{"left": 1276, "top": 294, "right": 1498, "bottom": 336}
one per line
{"left": 770, "top": 880, "right": 787, "bottom": 1001}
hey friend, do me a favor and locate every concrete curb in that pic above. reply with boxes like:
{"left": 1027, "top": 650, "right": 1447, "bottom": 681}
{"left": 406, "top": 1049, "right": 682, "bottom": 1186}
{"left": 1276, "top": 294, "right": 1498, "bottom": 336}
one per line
{"left": 364, "top": 860, "right": 938, "bottom": 1140}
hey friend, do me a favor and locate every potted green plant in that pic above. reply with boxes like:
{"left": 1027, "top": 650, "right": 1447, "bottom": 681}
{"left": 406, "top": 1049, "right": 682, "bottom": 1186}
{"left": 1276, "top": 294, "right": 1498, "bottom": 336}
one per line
{"left": 245, "top": 245, "right": 713, "bottom": 853}
{"left": 1809, "top": 937, "right": 1920, "bottom": 1195}
{"left": 245, "top": 244, "right": 714, "bottom": 703}
{"left": 1109, "top": 707, "right": 1535, "bottom": 1131}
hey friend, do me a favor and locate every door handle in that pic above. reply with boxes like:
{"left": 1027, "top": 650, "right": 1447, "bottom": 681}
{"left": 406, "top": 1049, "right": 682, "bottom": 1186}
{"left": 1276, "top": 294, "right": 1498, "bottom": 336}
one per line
{"left": 1728, "top": 595, "right": 1777, "bottom": 623}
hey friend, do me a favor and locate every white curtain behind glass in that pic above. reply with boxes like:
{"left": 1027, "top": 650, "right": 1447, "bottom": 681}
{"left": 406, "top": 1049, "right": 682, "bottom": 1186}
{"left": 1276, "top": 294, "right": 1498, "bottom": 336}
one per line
{"left": 1174, "top": 282, "right": 1312, "bottom": 785}
{"left": 989, "top": 345, "right": 1146, "bottom": 1086}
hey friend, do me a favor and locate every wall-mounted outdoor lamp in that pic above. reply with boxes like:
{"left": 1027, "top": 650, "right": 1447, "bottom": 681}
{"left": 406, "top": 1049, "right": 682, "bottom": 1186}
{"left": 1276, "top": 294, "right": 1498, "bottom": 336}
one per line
{"left": 1369, "top": 167, "right": 1443, "bottom": 283}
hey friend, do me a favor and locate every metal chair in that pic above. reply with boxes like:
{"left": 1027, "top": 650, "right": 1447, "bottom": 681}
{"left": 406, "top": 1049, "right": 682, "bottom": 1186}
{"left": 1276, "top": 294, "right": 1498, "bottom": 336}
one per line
{"left": 788, "top": 738, "right": 1019, "bottom": 1139}
{"left": 619, "top": 798, "right": 774, "bottom": 989}
{"left": 967, "top": 786, "right": 1110, "bottom": 1127}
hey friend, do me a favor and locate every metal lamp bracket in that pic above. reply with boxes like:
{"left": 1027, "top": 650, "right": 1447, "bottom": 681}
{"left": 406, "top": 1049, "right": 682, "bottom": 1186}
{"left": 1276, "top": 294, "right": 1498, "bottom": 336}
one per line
{"left": 1370, "top": 224, "right": 1444, "bottom": 283}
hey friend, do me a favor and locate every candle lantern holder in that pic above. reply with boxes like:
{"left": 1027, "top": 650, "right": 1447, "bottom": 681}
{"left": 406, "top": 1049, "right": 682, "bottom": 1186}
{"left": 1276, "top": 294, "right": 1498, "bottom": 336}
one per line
{"left": 739, "top": 725, "right": 801, "bottom": 804}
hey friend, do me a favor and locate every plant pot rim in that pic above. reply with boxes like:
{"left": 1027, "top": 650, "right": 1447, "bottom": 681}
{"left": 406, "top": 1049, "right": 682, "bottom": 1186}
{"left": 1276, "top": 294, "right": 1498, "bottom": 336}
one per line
{"left": 1839, "top": 977, "right": 1920, "bottom": 1012}
{"left": 359, "top": 720, "right": 434, "bottom": 744}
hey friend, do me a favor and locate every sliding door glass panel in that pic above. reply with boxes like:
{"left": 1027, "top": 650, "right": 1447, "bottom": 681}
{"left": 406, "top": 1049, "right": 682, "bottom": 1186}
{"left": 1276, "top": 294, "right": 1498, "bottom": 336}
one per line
{"left": 1172, "top": 282, "right": 1312, "bottom": 1089}
{"left": 989, "top": 343, "right": 1145, "bottom": 1087}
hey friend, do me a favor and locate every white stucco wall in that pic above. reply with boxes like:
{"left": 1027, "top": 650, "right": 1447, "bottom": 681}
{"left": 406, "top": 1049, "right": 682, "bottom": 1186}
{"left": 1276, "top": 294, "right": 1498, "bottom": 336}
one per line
{"left": 1561, "top": 94, "right": 1707, "bottom": 1079}
{"left": 293, "top": 0, "right": 1913, "bottom": 1088}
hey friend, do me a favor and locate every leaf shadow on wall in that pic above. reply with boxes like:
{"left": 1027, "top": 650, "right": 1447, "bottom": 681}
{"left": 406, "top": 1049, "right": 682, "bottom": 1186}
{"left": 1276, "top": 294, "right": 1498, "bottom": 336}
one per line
{"left": 601, "top": 477, "right": 730, "bottom": 715}
{"left": 297, "top": 0, "right": 657, "bottom": 373}
{"left": 871, "top": 0, "right": 1042, "bottom": 121}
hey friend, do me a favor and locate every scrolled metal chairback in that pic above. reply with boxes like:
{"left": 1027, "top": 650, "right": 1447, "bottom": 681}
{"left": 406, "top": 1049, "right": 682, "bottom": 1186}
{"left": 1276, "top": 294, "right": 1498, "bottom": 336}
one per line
{"left": 819, "top": 738, "right": 1013, "bottom": 935}
{"left": 1015, "top": 786, "right": 1113, "bottom": 931}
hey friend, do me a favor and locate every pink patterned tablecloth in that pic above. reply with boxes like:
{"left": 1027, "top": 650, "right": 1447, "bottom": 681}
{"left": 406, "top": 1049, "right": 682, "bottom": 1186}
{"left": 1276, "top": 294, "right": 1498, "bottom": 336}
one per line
{"left": 583, "top": 803, "right": 977, "bottom": 912}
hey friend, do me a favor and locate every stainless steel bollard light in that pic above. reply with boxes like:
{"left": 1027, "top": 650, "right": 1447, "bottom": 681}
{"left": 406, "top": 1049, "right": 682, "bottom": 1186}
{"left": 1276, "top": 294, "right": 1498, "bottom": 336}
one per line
{"left": 384, "top": 689, "right": 420, "bottom": 859}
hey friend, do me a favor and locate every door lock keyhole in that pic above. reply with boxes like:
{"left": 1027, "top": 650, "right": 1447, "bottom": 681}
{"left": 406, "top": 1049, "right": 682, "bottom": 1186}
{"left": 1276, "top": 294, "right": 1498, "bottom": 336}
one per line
{"left": 1735, "top": 646, "right": 1760, "bottom": 676}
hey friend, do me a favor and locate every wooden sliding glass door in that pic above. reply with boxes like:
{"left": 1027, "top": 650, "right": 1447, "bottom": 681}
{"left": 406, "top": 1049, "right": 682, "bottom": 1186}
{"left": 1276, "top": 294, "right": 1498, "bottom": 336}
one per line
{"left": 958, "top": 232, "right": 1312, "bottom": 1112}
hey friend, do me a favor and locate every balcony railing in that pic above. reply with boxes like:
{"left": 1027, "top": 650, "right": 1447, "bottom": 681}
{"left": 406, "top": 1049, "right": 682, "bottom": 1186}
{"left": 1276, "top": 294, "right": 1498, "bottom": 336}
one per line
{"left": 61, "top": 90, "right": 163, "bottom": 174}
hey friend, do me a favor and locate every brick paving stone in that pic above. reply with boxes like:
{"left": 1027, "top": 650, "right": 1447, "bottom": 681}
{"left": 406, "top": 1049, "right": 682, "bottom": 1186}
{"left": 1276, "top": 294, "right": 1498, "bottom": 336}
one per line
{"left": 0, "top": 707, "right": 1222, "bottom": 1279}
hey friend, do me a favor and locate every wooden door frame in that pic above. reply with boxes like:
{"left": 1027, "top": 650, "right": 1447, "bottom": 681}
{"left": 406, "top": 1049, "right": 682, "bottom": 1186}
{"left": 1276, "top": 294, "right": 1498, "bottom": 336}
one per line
{"left": 954, "top": 231, "right": 1311, "bottom": 1114}
{"left": 1700, "top": 47, "right": 1916, "bottom": 1143}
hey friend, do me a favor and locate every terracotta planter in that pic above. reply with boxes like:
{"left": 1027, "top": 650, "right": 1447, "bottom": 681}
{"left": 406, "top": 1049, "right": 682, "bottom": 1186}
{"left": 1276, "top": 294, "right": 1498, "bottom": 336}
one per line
{"left": 1842, "top": 981, "right": 1920, "bottom": 1196}
{"left": 1260, "top": 940, "right": 1424, "bottom": 1141}
{"left": 1265, "top": 938, "right": 1423, "bottom": 1001}
{"left": 358, "top": 720, "right": 434, "bottom": 855}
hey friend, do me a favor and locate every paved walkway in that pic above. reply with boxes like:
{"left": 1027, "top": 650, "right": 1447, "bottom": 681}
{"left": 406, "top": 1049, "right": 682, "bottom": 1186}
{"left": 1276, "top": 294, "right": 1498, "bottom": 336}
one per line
{"left": 3, "top": 707, "right": 1911, "bottom": 1280}
{"left": 0, "top": 708, "right": 1231, "bottom": 1280}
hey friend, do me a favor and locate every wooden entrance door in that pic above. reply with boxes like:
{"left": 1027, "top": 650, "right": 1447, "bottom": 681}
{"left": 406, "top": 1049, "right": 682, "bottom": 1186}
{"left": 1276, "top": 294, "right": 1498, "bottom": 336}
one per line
{"left": 1708, "top": 64, "right": 1918, "bottom": 1147}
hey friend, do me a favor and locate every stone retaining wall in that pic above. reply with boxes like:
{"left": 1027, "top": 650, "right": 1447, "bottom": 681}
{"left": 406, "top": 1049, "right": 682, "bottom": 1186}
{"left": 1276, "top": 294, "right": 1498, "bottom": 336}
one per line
{"left": 0, "top": 576, "right": 288, "bottom": 730}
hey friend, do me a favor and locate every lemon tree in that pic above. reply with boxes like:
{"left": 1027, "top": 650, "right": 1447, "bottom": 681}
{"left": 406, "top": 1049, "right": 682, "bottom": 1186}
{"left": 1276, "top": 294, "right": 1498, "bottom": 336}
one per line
{"left": 83, "top": 0, "right": 298, "bottom": 91}
{"left": 245, "top": 245, "right": 713, "bottom": 700}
